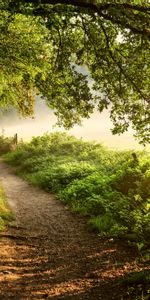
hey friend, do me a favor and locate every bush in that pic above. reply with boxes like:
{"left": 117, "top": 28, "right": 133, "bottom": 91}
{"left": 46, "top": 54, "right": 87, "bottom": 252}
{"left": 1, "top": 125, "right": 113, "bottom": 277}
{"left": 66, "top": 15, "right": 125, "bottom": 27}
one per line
{"left": 26, "top": 162, "right": 97, "bottom": 192}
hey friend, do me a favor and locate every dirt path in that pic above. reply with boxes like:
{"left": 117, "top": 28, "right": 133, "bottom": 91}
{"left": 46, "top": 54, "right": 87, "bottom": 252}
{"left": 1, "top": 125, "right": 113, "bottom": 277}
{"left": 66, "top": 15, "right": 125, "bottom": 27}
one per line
{"left": 0, "top": 161, "right": 144, "bottom": 300}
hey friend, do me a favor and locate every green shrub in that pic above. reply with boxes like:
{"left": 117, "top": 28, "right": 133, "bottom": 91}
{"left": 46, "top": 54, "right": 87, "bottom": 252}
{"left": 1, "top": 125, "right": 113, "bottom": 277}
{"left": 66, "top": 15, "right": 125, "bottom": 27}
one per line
{"left": 50, "top": 162, "right": 97, "bottom": 190}
{"left": 88, "top": 215, "right": 117, "bottom": 234}
{"left": 59, "top": 173, "right": 110, "bottom": 202}
{"left": 26, "top": 162, "right": 97, "bottom": 192}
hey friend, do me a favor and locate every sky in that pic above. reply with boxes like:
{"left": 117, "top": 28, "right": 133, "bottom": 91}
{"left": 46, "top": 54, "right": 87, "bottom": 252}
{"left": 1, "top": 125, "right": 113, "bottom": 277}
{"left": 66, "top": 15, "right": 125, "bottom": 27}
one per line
{"left": 0, "top": 99, "right": 149, "bottom": 151}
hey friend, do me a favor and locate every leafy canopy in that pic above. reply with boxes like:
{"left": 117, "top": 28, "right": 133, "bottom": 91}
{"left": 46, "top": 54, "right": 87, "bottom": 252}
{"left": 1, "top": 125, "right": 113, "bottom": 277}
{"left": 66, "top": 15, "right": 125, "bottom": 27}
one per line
{"left": 0, "top": 0, "right": 150, "bottom": 143}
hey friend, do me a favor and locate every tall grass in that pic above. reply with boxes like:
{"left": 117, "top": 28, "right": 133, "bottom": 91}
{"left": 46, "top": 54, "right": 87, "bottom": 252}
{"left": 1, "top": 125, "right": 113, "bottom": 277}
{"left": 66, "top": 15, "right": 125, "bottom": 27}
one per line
{"left": 0, "top": 185, "right": 13, "bottom": 231}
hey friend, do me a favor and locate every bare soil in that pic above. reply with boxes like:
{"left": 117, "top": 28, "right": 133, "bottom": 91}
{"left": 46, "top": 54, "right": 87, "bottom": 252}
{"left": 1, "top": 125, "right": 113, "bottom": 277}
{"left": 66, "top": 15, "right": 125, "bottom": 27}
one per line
{"left": 0, "top": 161, "right": 149, "bottom": 300}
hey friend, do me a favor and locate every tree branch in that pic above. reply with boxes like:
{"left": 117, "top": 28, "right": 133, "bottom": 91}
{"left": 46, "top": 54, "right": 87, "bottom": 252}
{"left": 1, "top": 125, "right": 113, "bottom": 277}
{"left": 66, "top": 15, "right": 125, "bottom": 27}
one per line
{"left": 11, "top": 0, "right": 150, "bottom": 14}
{"left": 99, "top": 11, "right": 150, "bottom": 38}
{"left": 100, "top": 21, "right": 148, "bottom": 100}
{"left": 4, "top": 1, "right": 150, "bottom": 38}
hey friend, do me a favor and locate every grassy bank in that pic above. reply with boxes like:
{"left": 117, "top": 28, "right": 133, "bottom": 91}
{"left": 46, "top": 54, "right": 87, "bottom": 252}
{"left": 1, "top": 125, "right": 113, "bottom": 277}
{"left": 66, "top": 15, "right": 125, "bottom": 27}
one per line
{"left": 0, "top": 185, "right": 13, "bottom": 231}
{"left": 4, "top": 132, "right": 150, "bottom": 250}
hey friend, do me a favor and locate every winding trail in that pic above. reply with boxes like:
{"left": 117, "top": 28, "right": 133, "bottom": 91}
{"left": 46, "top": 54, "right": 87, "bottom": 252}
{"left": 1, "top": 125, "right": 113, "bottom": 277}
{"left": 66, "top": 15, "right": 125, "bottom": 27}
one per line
{"left": 0, "top": 161, "right": 140, "bottom": 300}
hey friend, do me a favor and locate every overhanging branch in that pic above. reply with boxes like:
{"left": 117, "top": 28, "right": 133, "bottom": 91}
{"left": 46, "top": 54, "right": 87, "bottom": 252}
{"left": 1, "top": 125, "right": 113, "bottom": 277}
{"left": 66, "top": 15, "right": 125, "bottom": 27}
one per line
{"left": 11, "top": 0, "right": 150, "bottom": 14}
{"left": 5, "top": 0, "right": 150, "bottom": 38}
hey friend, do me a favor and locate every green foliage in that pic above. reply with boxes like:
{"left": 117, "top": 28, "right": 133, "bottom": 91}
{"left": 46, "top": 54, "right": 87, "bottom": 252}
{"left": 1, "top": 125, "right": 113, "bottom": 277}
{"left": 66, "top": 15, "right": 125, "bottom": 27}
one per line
{"left": 121, "top": 270, "right": 150, "bottom": 300}
{"left": 4, "top": 132, "right": 150, "bottom": 246}
{"left": 1, "top": 1, "right": 150, "bottom": 143}
{"left": 59, "top": 173, "right": 110, "bottom": 202}
{"left": 89, "top": 214, "right": 117, "bottom": 233}
{"left": 0, "top": 11, "right": 52, "bottom": 115}
{"left": 0, "top": 185, "right": 13, "bottom": 231}
{"left": 25, "top": 162, "right": 97, "bottom": 193}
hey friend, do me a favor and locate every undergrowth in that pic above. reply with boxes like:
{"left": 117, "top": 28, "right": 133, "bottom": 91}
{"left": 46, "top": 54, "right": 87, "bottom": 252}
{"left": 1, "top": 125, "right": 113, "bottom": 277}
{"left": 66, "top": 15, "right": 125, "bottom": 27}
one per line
{"left": 121, "top": 269, "right": 150, "bottom": 300}
{"left": 4, "top": 132, "right": 150, "bottom": 250}
{"left": 0, "top": 185, "right": 13, "bottom": 231}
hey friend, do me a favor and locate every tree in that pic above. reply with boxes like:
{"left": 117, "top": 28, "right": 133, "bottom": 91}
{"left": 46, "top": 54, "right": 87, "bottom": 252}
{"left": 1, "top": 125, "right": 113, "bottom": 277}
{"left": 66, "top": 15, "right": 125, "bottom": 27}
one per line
{"left": 0, "top": 0, "right": 150, "bottom": 143}
{"left": 0, "top": 10, "right": 53, "bottom": 115}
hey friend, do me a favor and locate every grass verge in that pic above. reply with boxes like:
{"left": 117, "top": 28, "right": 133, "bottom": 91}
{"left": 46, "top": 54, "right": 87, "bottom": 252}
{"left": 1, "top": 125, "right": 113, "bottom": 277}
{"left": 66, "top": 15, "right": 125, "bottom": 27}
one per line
{"left": 0, "top": 184, "right": 13, "bottom": 231}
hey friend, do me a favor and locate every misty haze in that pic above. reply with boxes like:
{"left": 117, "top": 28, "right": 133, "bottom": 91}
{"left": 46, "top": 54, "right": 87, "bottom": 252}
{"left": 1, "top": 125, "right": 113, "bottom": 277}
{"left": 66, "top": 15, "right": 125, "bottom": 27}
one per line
{"left": 0, "top": 98, "right": 149, "bottom": 151}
